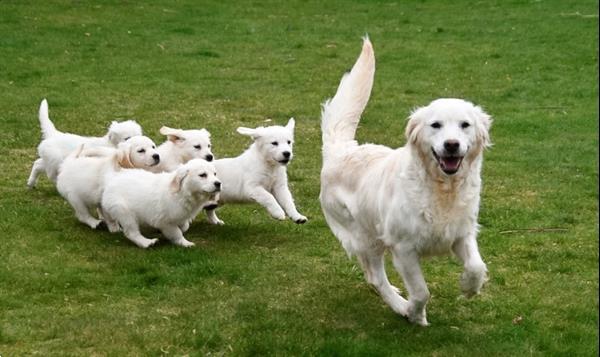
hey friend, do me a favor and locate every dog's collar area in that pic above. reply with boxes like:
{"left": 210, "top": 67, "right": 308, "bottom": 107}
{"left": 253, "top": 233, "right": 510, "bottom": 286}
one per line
{"left": 431, "top": 147, "right": 463, "bottom": 175}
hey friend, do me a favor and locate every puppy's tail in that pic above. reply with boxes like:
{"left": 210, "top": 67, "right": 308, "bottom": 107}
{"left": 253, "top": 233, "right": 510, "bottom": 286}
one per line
{"left": 321, "top": 37, "right": 375, "bottom": 156}
{"left": 38, "top": 99, "right": 59, "bottom": 139}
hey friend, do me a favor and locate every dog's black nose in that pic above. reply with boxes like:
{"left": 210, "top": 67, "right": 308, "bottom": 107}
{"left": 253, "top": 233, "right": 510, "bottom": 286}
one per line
{"left": 152, "top": 153, "right": 160, "bottom": 161}
{"left": 206, "top": 154, "right": 214, "bottom": 162}
{"left": 214, "top": 181, "right": 221, "bottom": 190}
{"left": 282, "top": 151, "right": 291, "bottom": 158}
{"left": 444, "top": 140, "right": 460, "bottom": 154}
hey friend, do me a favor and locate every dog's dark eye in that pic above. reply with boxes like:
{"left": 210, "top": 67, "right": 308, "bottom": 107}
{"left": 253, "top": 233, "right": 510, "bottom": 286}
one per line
{"left": 208, "top": 144, "right": 212, "bottom": 148}
{"left": 137, "top": 149, "right": 145, "bottom": 153}
{"left": 431, "top": 122, "right": 442, "bottom": 129}
{"left": 152, "top": 145, "right": 156, "bottom": 149}
{"left": 461, "top": 122, "right": 471, "bottom": 129}
{"left": 287, "top": 140, "right": 291, "bottom": 145}
{"left": 271, "top": 141, "right": 278, "bottom": 146}
{"left": 124, "top": 137, "right": 131, "bottom": 141}
{"left": 194, "top": 145, "right": 202, "bottom": 150}
{"left": 199, "top": 173, "right": 207, "bottom": 178}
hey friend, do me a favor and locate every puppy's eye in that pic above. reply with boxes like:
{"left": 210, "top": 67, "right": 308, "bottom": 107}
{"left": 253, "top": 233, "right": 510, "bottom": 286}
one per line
{"left": 199, "top": 173, "right": 207, "bottom": 178}
{"left": 137, "top": 149, "right": 146, "bottom": 153}
{"left": 194, "top": 145, "right": 202, "bottom": 150}
{"left": 431, "top": 122, "right": 442, "bottom": 129}
{"left": 271, "top": 141, "right": 278, "bottom": 146}
{"left": 152, "top": 145, "right": 156, "bottom": 149}
{"left": 208, "top": 144, "right": 212, "bottom": 148}
{"left": 124, "top": 137, "right": 131, "bottom": 141}
{"left": 461, "top": 122, "right": 471, "bottom": 129}
{"left": 287, "top": 140, "right": 291, "bottom": 145}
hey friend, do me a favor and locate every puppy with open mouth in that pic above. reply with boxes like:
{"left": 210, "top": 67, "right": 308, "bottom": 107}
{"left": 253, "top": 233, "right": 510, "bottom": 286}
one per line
{"left": 320, "top": 38, "right": 492, "bottom": 326}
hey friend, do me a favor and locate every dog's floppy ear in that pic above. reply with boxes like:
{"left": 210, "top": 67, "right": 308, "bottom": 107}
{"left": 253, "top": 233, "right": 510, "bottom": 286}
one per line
{"left": 473, "top": 106, "right": 493, "bottom": 149}
{"left": 170, "top": 166, "right": 189, "bottom": 193}
{"left": 160, "top": 126, "right": 186, "bottom": 143}
{"left": 405, "top": 107, "right": 427, "bottom": 145}
{"left": 116, "top": 142, "right": 135, "bottom": 169}
{"left": 108, "top": 121, "right": 120, "bottom": 145}
{"left": 285, "top": 117, "right": 295, "bottom": 133}
{"left": 237, "top": 127, "right": 260, "bottom": 139}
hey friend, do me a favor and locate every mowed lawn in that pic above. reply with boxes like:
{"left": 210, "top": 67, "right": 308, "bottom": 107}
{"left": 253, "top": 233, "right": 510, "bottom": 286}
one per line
{"left": 0, "top": 1, "right": 597, "bottom": 355}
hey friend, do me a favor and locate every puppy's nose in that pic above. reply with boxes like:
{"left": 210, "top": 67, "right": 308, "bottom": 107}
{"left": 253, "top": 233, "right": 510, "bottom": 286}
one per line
{"left": 205, "top": 154, "right": 214, "bottom": 162}
{"left": 282, "top": 151, "right": 291, "bottom": 158}
{"left": 152, "top": 153, "right": 160, "bottom": 162}
{"left": 443, "top": 140, "right": 460, "bottom": 154}
{"left": 214, "top": 181, "right": 221, "bottom": 190}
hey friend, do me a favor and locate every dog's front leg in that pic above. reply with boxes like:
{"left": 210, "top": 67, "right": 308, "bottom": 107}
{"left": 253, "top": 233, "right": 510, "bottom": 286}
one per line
{"left": 249, "top": 187, "right": 286, "bottom": 220}
{"left": 272, "top": 180, "right": 307, "bottom": 224}
{"left": 452, "top": 233, "right": 488, "bottom": 298}
{"left": 160, "top": 225, "right": 195, "bottom": 248}
{"left": 391, "top": 245, "right": 430, "bottom": 326}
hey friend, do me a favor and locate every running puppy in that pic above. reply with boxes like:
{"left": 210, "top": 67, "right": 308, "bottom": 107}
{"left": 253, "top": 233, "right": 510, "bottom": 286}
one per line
{"left": 27, "top": 99, "right": 142, "bottom": 188}
{"left": 56, "top": 136, "right": 160, "bottom": 230}
{"left": 204, "top": 119, "right": 307, "bottom": 225}
{"left": 320, "top": 38, "right": 491, "bottom": 326}
{"left": 101, "top": 159, "right": 221, "bottom": 248}
{"left": 147, "top": 126, "right": 214, "bottom": 172}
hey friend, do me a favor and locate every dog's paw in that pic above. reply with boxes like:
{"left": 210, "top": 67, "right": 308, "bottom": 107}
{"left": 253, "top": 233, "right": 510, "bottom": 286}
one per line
{"left": 177, "top": 239, "right": 195, "bottom": 248}
{"left": 271, "top": 210, "right": 286, "bottom": 220}
{"left": 460, "top": 265, "right": 488, "bottom": 298}
{"left": 293, "top": 214, "right": 308, "bottom": 224}
{"left": 139, "top": 238, "right": 159, "bottom": 249}
{"left": 208, "top": 217, "right": 225, "bottom": 225}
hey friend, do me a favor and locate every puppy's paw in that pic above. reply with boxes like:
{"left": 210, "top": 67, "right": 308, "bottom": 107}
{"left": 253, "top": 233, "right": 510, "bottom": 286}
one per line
{"left": 270, "top": 209, "right": 286, "bottom": 221}
{"left": 177, "top": 239, "right": 195, "bottom": 248}
{"left": 293, "top": 214, "right": 307, "bottom": 224}
{"left": 139, "top": 238, "right": 159, "bottom": 249}
{"left": 208, "top": 216, "right": 225, "bottom": 225}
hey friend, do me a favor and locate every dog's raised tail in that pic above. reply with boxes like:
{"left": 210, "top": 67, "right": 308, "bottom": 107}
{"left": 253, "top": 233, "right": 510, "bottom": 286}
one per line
{"left": 38, "top": 99, "right": 58, "bottom": 139}
{"left": 321, "top": 37, "right": 375, "bottom": 151}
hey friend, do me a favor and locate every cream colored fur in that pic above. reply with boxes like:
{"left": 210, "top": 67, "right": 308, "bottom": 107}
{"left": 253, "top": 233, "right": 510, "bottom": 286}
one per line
{"left": 320, "top": 38, "right": 492, "bottom": 326}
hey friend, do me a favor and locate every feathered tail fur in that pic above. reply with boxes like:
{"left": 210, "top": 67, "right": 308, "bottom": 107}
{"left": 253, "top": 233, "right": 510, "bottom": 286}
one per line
{"left": 321, "top": 37, "right": 375, "bottom": 161}
{"left": 38, "top": 99, "right": 59, "bottom": 139}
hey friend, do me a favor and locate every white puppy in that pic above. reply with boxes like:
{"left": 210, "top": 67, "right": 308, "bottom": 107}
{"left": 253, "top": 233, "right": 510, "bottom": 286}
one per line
{"left": 148, "top": 126, "right": 214, "bottom": 172}
{"left": 101, "top": 159, "right": 221, "bottom": 248}
{"left": 320, "top": 38, "right": 492, "bottom": 326}
{"left": 203, "top": 119, "right": 307, "bottom": 225}
{"left": 27, "top": 99, "right": 142, "bottom": 188}
{"left": 56, "top": 136, "right": 160, "bottom": 230}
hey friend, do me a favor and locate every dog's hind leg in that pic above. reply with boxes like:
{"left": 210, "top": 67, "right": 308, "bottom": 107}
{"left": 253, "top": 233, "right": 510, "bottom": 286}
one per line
{"left": 452, "top": 233, "right": 488, "bottom": 298}
{"left": 391, "top": 245, "right": 430, "bottom": 326}
{"left": 27, "top": 158, "right": 45, "bottom": 188}
{"left": 66, "top": 196, "right": 103, "bottom": 229}
{"left": 159, "top": 225, "right": 194, "bottom": 248}
{"left": 112, "top": 207, "right": 158, "bottom": 248}
{"left": 357, "top": 247, "right": 409, "bottom": 318}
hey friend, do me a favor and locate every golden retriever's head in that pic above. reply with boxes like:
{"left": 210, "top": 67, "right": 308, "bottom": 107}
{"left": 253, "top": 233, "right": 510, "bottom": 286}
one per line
{"left": 406, "top": 98, "right": 492, "bottom": 176}
{"left": 116, "top": 136, "right": 160, "bottom": 169}
{"left": 107, "top": 120, "right": 143, "bottom": 146}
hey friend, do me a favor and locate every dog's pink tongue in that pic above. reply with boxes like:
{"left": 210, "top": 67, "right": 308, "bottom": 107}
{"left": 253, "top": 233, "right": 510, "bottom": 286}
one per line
{"left": 442, "top": 157, "right": 460, "bottom": 170}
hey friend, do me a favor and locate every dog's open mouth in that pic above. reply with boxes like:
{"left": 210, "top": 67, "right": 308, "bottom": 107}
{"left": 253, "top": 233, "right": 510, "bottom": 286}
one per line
{"left": 432, "top": 148, "right": 463, "bottom": 175}
{"left": 278, "top": 159, "right": 290, "bottom": 165}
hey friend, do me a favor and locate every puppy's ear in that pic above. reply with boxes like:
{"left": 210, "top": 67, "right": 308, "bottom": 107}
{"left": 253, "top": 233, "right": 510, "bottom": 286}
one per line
{"left": 170, "top": 166, "right": 189, "bottom": 193}
{"left": 473, "top": 106, "right": 493, "bottom": 149}
{"left": 405, "top": 107, "right": 426, "bottom": 145}
{"left": 108, "top": 121, "right": 119, "bottom": 145}
{"left": 286, "top": 117, "right": 295, "bottom": 132}
{"left": 199, "top": 128, "right": 211, "bottom": 138}
{"left": 116, "top": 143, "right": 135, "bottom": 169}
{"left": 160, "top": 126, "right": 185, "bottom": 143}
{"left": 236, "top": 127, "right": 260, "bottom": 139}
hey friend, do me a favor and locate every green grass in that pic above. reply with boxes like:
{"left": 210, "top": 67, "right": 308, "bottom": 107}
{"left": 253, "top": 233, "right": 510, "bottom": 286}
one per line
{"left": 1, "top": 0, "right": 598, "bottom": 355}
